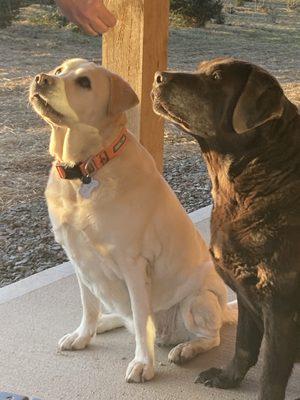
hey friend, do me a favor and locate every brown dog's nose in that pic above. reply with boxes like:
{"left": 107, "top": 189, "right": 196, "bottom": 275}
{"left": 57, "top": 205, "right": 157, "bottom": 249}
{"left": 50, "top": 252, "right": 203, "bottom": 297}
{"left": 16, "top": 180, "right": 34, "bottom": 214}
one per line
{"left": 35, "top": 73, "right": 54, "bottom": 87}
{"left": 155, "top": 71, "right": 172, "bottom": 86}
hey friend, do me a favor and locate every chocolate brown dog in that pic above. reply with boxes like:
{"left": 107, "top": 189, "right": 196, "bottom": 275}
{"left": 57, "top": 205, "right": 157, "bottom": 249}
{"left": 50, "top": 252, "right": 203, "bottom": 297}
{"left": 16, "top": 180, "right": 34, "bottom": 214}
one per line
{"left": 152, "top": 58, "right": 300, "bottom": 400}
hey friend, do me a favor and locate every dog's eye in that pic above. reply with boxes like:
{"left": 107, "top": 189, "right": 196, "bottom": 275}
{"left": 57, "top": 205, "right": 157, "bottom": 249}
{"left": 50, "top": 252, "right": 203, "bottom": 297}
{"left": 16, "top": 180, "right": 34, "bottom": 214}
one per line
{"left": 55, "top": 67, "right": 63, "bottom": 75}
{"left": 212, "top": 70, "right": 222, "bottom": 80}
{"left": 76, "top": 76, "right": 92, "bottom": 89}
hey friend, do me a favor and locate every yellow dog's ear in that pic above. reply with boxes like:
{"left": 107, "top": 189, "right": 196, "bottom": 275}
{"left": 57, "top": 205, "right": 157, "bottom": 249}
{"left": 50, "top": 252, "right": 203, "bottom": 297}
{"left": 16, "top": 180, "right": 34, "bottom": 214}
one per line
{"left": 108, "top": 73, "right": 139, "bottom": 116}
{"left": 232, "top": 66, "right": 284, "bottom": 134}
{"left": 49, "top": 125, "right": 67, "bottom": 161}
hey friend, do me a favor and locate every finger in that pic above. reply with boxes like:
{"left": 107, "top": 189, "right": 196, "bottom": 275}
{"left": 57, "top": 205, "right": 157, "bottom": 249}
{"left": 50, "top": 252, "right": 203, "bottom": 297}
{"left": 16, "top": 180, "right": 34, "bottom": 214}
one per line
{"left": 96, "top": 4, "right": 117, "bottom": 27}
{"left": 74, "top": 8, "right": 109, "bottom": 34}
{"left": 80, "top": 21, "right": 99, "bottom": 36}
{"left": 89, "top": 18, "right": 109, "bottom": 34}
{"left": 72, "top": 11, "right": 99, "bottom": 35}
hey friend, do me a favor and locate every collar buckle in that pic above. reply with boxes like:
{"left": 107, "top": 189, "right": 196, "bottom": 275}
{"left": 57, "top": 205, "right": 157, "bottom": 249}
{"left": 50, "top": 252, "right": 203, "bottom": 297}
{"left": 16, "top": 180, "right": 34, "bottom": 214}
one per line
{"left": 84, "top": 159, "right": 96, "bottom": 175}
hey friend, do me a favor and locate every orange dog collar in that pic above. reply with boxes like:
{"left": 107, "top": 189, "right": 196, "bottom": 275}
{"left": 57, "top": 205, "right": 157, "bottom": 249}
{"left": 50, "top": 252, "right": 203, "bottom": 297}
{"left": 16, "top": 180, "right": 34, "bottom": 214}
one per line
{"left": 56, "top": 127, "right": 128, "bottom": 184}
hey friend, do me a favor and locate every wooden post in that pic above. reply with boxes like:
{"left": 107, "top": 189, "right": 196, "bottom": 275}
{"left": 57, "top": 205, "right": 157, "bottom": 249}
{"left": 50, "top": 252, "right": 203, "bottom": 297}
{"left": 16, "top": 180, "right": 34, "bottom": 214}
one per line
{"left": 102, "top": 0, "right": 169, "bottom": 172}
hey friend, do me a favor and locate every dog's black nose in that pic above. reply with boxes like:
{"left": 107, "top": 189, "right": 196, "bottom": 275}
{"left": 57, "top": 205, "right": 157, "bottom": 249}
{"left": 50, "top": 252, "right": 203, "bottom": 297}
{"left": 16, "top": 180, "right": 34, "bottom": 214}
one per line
{"left": 155, "top": 71, "right": 171, "bottom": 85}
{"left": 35, "top": 73, "right": 54, "bottom": 87}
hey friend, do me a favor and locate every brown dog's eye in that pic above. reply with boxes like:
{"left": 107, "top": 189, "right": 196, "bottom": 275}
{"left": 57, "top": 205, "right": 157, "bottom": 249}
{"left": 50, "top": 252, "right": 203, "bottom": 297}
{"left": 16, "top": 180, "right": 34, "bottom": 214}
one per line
{"left": 55, "top": 67, "right": 63, "bottom": 75}
{"left": 212, "top": 70, "right": 222, "bottom": 80}
{"left": 76, "top": 76, "right": 92, "bottom": 89}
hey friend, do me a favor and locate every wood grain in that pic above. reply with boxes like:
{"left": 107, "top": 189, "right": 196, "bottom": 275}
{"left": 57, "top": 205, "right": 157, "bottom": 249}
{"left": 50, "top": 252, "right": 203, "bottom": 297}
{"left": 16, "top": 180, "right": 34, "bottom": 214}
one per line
{"left": 103, "top": 0, "right": 169, "bottom": 171}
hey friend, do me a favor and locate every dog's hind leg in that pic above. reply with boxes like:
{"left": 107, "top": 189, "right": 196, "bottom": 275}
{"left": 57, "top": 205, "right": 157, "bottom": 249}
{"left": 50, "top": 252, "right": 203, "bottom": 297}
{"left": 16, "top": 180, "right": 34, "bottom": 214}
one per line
{"left": 195, "top": 296, "right": 263, "bottom": 388}
{"left": 168, "top": 289, "right": 222, "bottom": 364}
{"left": 258, "top": 304, "right": 298, "bottom": 400}
{"left": 97, "top": 314, "right": 125, "bottom": 333}
{"left": 168, "top": 336, "right": 220, "bottom": 364}
{"left": 59, "top": 272, "right": 100, "bottom": 351}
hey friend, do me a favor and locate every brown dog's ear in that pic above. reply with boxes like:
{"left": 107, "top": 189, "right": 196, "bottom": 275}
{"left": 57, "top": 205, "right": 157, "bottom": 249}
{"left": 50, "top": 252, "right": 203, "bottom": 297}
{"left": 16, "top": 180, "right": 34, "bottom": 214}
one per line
{"left": 197, "top": 60, "right": 209, "bottom": 70}
{"left": 108, "top": 73, "right": 139, "bottom": 115}
{"left": 232, "top": 67, "right": 284, "bottom": 134}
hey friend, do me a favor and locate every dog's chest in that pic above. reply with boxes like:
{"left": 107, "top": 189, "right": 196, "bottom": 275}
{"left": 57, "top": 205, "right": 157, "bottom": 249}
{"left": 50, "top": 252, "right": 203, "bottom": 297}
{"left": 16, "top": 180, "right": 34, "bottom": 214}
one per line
{"left": 209, "top": 211, "right": 273, "bottom": 296}
{"left": 48, "top": 196, "right": 130, "bottom": 312}
{"left": 210, "top": 209, "right": 300, "bottom": 306}
{"left": 46, "top": 175, "right": 126, "bottom": 283}
{"left": 46, "top": 171, "right": 113, "bottom": 234}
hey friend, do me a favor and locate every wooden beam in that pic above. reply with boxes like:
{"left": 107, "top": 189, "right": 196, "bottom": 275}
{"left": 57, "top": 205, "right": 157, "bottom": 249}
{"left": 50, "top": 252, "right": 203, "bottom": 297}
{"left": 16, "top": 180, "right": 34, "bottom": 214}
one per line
{"left": 102, "top": 0, "right": 169, "bottom": 172}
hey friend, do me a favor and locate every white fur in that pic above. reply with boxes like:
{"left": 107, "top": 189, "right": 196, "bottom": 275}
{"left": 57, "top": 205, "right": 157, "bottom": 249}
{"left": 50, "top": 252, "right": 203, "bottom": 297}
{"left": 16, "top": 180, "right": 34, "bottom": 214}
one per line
{"left": 31, "top": 59, "right": 237, "bottom": 383}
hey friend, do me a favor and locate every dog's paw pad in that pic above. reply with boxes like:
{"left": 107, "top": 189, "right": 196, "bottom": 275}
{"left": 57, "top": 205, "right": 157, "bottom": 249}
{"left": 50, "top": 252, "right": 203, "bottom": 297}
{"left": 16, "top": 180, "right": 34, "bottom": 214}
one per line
{"left": 58, "top": 329, "right": 93, "bottom": 351}
{"left": 195, "top": 367, "right": 239, "bottom": 389}
{"left": 195, "top": 367, "right": 222, "bottom": 384}
{"left": 125, "top": 360, "right": 154, "bottom": 383}
{"left": 168, "top": 343, "right": 196, "bottom": 365}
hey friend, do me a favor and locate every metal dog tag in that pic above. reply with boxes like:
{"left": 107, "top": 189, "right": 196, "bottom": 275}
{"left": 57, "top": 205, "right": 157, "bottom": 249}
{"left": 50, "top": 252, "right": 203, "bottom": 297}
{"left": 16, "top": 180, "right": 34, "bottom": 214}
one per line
{"left": 79, "top": 178, "right": 99, "bottom": 199}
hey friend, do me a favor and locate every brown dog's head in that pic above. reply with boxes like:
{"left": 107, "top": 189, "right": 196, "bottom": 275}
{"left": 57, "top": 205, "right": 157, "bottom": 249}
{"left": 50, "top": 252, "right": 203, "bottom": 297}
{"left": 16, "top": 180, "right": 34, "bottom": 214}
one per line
{"left": 152, "top": 58, "right": 286, "bottom": 138}
{"left": 30, "top": 58, "right": 139, "bottom": 129}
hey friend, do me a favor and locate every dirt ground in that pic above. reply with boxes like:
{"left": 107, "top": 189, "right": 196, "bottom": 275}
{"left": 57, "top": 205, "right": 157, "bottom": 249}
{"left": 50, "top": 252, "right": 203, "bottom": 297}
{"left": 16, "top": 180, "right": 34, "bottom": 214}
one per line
{"left": 0, "top": 1, "right": 299, "bottom": 287}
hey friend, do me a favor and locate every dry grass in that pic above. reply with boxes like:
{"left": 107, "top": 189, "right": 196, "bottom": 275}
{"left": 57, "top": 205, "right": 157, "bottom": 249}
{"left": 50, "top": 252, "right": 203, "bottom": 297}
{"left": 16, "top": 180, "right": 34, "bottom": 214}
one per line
{"left": 0, "top": 1, "right": 299, "bottom": 212}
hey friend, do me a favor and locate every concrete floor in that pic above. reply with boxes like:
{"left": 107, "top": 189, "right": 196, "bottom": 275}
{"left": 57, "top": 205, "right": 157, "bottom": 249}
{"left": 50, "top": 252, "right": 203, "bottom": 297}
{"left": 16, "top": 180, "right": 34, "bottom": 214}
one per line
{"left": 0, "top": 211, "right": 299, "bottom": 400}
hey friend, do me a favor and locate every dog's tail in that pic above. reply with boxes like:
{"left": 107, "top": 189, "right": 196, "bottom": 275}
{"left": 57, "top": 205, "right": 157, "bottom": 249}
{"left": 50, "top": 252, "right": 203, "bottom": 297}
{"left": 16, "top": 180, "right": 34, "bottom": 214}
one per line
{"left": 222, "top": 299, "right": 238, "bottom": 325}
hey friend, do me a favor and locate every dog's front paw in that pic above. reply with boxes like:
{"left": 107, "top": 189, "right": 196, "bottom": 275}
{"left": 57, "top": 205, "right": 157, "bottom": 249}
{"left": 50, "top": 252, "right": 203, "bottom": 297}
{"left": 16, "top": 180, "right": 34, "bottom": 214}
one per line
{"left": 125, "top": 360, "right": 154, "bottom": 383}
{"left": 58, "top": 327, "right": 94, "bottom": 351}
{"left": 195, "top": 367, "right": 239, "bottom": 389}
{"left": 168, "top": 342, "right": 197, "bottom": 364}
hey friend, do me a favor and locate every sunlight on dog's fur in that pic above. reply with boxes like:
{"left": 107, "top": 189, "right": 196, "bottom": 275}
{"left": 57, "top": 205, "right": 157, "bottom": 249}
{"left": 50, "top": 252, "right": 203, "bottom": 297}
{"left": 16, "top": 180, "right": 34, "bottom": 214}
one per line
{"left": 29, "top": 59, "right": 236, "bottom": 383}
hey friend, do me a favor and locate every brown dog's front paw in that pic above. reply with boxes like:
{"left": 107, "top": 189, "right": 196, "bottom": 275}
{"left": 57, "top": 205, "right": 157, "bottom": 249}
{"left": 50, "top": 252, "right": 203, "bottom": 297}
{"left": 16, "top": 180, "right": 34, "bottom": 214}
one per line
{"left": 195, "top": 367, "right": 240, "bottom": 389}
{"left": 195, "top": 368, "right": 222, "bottom": 384}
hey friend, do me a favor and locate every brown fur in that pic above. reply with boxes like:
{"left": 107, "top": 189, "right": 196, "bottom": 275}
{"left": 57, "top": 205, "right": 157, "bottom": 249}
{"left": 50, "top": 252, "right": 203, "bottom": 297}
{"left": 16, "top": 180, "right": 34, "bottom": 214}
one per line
{"left": 152, "top": 58, "right": 300, "bottom": 400}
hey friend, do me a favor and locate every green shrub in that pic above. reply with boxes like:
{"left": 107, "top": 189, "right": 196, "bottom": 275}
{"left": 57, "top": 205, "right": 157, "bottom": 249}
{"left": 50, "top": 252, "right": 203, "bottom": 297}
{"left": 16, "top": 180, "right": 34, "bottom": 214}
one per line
{"left": 27, "top": 6, "right": 69, "bottom": 28}
{"left": 170, "top": 0, "right": 225, "bottom": 27}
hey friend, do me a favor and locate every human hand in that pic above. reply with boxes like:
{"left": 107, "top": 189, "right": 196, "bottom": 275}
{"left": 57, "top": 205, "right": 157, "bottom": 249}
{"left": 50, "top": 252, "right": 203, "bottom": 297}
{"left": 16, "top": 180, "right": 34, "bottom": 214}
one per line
{"left": 55, "top": 0, "right": 116, "bottom": 35}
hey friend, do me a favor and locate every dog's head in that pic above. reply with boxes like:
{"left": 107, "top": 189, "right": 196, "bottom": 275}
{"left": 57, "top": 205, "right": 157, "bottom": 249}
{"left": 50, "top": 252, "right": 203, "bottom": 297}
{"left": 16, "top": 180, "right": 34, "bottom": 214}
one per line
{"left": 30, "top": 58, "right": 139, "bottom": 129}
{"left": 29, "top": 59, "right": 139, "bottom": 163}
{"left": 152, "top": 58, "right": 286, "bottom": 138}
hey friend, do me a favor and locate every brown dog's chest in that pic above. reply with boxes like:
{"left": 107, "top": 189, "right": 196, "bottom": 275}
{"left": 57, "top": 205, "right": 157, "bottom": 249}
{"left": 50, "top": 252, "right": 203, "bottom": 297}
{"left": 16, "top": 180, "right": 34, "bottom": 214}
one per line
{"left": 210, "top": 226, "right": 263, "bottom": 294}
{"left": 209, "top": 207, "right": 300, "bottom": 310}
